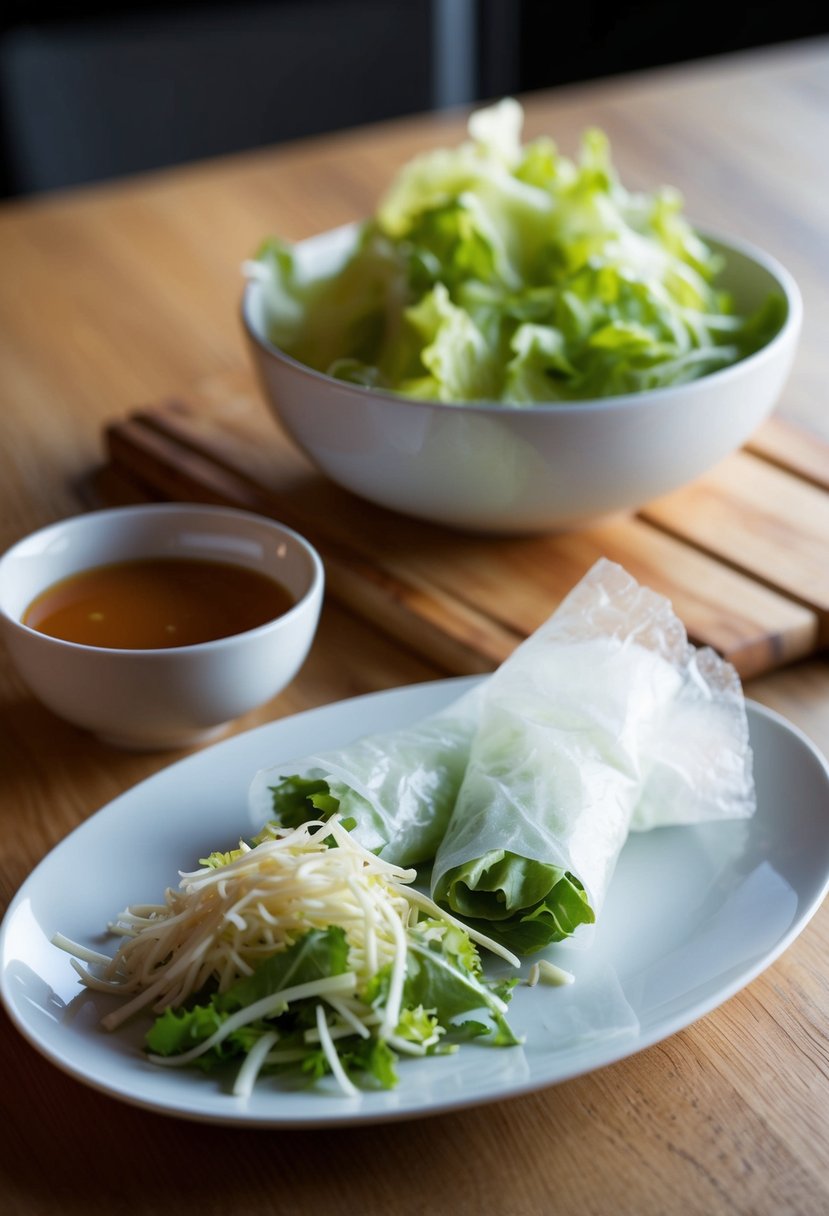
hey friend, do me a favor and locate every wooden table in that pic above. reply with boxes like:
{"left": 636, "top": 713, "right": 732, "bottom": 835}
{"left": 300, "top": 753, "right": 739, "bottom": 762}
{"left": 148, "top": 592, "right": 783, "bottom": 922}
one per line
{"left": 1, "top": 37, "right": 827, "bottom": 1216}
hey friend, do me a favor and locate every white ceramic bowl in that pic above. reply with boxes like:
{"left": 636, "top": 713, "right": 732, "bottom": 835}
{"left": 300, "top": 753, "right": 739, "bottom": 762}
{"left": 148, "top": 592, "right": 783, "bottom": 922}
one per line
{"left": 0, "top": 504, "right": 324, "bottom": 749}
{"left": 242, "top": 223, "right": 802, "bottom": 534}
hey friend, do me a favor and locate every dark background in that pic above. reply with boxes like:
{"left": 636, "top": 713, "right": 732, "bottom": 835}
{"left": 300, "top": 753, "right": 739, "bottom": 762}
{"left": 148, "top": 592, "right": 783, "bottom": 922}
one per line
{"left": 0, "top": 0, "right": 825, "bottom": 198}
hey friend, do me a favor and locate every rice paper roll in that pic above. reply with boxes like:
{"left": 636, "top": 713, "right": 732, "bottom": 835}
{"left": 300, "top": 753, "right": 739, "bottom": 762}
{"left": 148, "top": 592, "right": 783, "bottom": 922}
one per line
{"left": 430, "top": 559, "right": 755, "bottom": 954}
{"left": 248, "top": 685, "right": 483, "bottom": 868}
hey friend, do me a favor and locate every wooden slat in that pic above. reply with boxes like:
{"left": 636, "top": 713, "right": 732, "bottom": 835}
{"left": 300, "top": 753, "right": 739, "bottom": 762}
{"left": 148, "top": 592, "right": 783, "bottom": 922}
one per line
{"left": 422, "top": 519, "right": 820, "bottom": 675}
{"left": 747, "top": 415, "right": 829, "bottom": 491}
{"left": 640, "top": 450, "right": 829, "bottom": 643}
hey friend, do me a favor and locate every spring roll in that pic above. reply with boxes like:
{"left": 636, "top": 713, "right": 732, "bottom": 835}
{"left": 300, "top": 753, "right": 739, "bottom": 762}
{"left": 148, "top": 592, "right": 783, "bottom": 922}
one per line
{"left": 430, "top": 559, "right": 755, "bottom": 954}
{"left": 248, "top": 685, "right": 483, "bottom": 867}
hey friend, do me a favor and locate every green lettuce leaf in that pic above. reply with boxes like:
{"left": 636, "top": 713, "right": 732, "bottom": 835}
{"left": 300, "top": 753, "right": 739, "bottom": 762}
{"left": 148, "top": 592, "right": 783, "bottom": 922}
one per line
{"left": 145, "top": 926, "right": 349, "bottom": 1062}
{"left": 267, "top": 774, "right": 343, "bottom": 829}
{"left": 433, "top": 850, "right": 595, "bottom": 955}
{"left": 218, "top": 926, "right": 350, "bottom": 1013}
{"left": 338, "top": 1036, "right": 400, "bottom": 1089}
{"left": 401, "top": 920, "right": 521, "bottom": 1046}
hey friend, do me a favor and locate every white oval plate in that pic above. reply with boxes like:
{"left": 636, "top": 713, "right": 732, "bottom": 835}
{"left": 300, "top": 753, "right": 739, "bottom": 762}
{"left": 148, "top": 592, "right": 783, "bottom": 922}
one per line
{"left": 2, "top": 677, "right": 828, "bottom": 1127}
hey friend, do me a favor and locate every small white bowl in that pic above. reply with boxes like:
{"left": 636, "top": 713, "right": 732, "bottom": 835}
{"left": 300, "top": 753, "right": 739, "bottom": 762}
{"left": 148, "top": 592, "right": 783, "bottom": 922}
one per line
{"left": 0, "top": 504, "right": 324, "bottom": 749}
{"left": 242, "top": 223, "right": 802, "bottom": 534}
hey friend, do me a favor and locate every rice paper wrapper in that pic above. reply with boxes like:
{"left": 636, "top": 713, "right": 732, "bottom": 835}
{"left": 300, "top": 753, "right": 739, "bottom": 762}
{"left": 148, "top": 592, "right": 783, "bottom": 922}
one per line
{"left": 248, "top": 685, "right": 483, "bottom": 868}
{"left": 431, "top": 558, "right": 755, "bottom": 924}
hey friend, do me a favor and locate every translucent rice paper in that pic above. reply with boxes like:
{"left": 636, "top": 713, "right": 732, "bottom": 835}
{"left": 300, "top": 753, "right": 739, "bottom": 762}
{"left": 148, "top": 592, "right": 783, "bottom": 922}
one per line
{"left": 248, "top": 686, "right": 483, "bottom": 868}
{"left": 431, "top": 558, "right": 755, "bottom": 920}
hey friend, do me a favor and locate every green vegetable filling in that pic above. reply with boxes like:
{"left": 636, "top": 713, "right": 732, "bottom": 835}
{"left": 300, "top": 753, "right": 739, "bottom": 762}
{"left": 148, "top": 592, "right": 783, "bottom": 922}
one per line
{"left": 145, "top": 919, "right": 517, "bottom": 1091}
{"left": 268, "top": 774, "right": 342, "bottom": 829}
{"left": 434, "top": 849, "right": 595, "bottom": 955}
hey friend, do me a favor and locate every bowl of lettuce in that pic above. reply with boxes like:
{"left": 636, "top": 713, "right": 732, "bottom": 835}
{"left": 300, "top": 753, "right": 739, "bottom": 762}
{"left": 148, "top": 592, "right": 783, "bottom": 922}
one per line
{"left": 241, "top": 99, "right": 801, "bottom": 533}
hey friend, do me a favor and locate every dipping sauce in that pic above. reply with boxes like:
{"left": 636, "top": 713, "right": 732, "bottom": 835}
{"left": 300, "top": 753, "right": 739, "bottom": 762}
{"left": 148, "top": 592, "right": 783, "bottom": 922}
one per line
{"left": 23, "top": 557, "right": 295, "bottom": 649}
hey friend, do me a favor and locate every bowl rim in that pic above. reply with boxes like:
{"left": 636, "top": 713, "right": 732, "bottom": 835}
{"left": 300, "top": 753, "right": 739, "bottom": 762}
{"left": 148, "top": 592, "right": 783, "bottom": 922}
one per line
{"left": 0, "top": 502, "right": 325, "bottom": 658}
{"left": 240, "top": 221, "right": 803, "bottom": 417}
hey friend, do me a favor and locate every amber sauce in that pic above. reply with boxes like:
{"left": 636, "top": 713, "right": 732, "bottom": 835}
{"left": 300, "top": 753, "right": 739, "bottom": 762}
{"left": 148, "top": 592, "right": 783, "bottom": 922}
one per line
{"left": 23, "top": 557, "right": 295, "bottom": 649}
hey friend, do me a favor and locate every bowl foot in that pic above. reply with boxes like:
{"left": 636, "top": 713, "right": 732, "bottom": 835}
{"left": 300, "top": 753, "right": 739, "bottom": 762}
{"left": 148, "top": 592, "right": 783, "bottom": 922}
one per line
{"left": 93, "top": 723, "right": 230, "bottom": 751}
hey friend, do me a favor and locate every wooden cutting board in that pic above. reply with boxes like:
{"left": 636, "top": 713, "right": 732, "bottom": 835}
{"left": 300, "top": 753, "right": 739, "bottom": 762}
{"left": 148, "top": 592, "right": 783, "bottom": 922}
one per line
{"left": 91, "top": 382, "right": 829, "bottom": 681}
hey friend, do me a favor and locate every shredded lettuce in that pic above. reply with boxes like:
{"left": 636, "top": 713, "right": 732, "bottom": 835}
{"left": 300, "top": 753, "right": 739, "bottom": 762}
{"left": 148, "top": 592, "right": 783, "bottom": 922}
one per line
{"left": 251, "top": 99, "right": 785, "bottom": 403}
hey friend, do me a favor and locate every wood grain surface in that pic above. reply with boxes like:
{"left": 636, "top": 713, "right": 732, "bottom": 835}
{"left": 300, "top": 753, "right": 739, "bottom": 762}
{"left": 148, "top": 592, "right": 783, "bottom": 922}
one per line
{"left": 1, "top": 37, "right": 828, "bottom": 1216}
